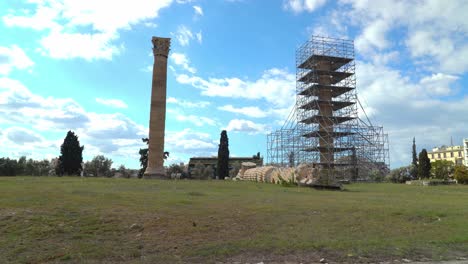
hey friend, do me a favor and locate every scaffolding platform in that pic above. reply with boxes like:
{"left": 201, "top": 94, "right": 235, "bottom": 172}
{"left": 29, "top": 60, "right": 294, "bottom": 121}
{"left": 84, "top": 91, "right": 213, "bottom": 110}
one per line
{"left": 267, "top": 36, "right": 390, "bottom": 182}
{"left": 299, "top": 100, "right": 355, "bottom": 111}
{"left": 299, "top": 84, "right": 354, "bottom": 97}
{"left": 302, "top": 131, "right": 355, "bottom": 138}
{"left": 298, "top": 70, "right": 353, "bottom": 84}
{"left": 298, "top": 55, "right": 353, "bottom": 70}
{"left": 299, "top": 115, "right": 355, "bottom": 124}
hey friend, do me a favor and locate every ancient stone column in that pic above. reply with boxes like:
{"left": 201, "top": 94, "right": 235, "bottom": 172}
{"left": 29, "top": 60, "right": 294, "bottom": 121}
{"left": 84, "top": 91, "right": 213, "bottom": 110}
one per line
{"left": 144, "top": 37, "right": 171, "bottom": 179}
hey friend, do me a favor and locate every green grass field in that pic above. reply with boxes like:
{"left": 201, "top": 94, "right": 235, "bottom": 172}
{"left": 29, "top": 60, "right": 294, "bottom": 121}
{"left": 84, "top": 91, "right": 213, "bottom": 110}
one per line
{"left": 1, "top": 177, "right": 467, "bottom": 263}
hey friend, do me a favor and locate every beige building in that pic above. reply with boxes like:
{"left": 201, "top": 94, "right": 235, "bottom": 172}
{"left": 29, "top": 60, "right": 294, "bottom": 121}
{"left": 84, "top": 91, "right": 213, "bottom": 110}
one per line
{"left": 428, "top": 145, "right": 464, "bottom": 166}
{"left": 464, "top": 139, "right": 468, "bottom": 166}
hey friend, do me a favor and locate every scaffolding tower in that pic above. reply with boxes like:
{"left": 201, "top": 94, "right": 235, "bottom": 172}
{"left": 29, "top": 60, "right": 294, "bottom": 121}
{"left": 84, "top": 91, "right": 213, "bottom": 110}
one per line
{"left": 267, "top": 36, "right": 389, "bottom": 181}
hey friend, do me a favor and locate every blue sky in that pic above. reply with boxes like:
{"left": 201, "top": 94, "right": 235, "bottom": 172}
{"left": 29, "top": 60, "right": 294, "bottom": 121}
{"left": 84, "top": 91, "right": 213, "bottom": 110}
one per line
{"left": 1, "top": 0, "right": 467, "bottom": 169}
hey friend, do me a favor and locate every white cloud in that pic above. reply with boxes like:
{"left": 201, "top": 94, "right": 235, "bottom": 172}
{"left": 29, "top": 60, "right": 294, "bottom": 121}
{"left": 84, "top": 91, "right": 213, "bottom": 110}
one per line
{"left": 193, "top": 5, "right": 203, "bottom": 16}
{"left": 141, "top": 65, "right": 153, "bottom": 72}
{"left": 170, "top": 52, "right": 196, "bottom": 73}
{"left": 95, "top": 98, "right": 128, "bottom": 109}
{"left": 340, "top": 0, "right": 468, "bottom": 73}
{"left": 196, "top": 31, "right": 203, "bottom": 44}
{"left": 39, "top": 30, "right": 122, "bottom": 61}
{"left": 0, "top": 45, "right": 34, "bottom": 75}
{"left": 2, "top": 4, "right": 62, "bottom": 31}
{"left": 283, "top": 0, "right": 327, "bottom": 13}
{"left": 419, "top": 73, "right": 459, "bottom": 96}
{"left": 218, "top": 105, "right": 268, "bottom": 118}
{"left": 355, "top": 61, "right": 468, "bottom": 167}
{"left": 167, "top": 97, "right": 210, "bottom": 108}
{"left": 143, "top": 22, "right": 158, "bottom": 28}
{"left": 175, "top": 25, "right": 194, "bottom": 46}
{"left": 225, "top": 119, "right": 268, "bottom": 134}
{"left": 355, "top": 19, "right": 390, "bottom": 54}
{"left": 4, "top": 127, "right": 44, "bottom": 145}
{"left": 165, "top": 128, "right": 217, "bottom": 155}
{"left": 176, "top": 68, "right": 296, "bottom": 108}
{"left": 2, "top": 0, "right": 174, "bottom": 60}
{"left": 168, "top": 108, "right": 218, "bottom": 127}
{"left": 218, "top": 104, "right": 293, "bottom": 120}
{"left": 0, "top": 77, "right": 148, "bottom": 165}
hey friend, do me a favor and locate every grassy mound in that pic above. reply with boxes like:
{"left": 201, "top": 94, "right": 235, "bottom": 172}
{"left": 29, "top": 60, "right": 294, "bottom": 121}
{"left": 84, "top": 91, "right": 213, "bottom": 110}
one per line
{"left": 1, "top": 177, "right": 467, "bottom": 263}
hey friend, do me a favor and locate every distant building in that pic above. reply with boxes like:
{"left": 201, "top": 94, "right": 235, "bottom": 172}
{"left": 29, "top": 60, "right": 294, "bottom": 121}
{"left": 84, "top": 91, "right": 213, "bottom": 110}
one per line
{"left": 464, "top": 138, "right": 468, "bottom": 166}
{"left": 428, "top": 145, "right": 464, "bottom": 166}
{"left": 188, "top": 155, "right": 263, "bottom": 177}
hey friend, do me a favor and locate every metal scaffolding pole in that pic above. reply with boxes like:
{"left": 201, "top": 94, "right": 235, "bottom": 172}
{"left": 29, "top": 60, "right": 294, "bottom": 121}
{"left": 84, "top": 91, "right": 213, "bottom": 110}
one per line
{"left": 267, "top": 36, "right": 390, "bottom": 181}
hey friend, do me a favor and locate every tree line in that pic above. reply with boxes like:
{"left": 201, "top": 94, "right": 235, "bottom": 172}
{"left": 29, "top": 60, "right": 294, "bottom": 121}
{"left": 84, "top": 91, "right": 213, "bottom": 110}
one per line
{"left": 2, "top": 129, "right": 233, "bottom": 179}
{"left": 0, "top": 131, "right": 134, "bottom": 177}
{"left": 387, "top": 137, "right": 468, "bottom": 184}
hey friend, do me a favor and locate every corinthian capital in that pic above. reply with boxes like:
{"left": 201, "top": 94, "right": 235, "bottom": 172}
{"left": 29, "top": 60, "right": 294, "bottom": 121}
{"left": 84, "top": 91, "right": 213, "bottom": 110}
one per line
{"left": 152, "top": 37, "right": 171, "bottom": 58}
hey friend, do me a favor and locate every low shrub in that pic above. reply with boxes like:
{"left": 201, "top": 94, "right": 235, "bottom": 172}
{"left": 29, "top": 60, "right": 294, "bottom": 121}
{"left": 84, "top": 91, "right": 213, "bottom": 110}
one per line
{"left": 454, "top": 165, "right": 468, "bottom": 184}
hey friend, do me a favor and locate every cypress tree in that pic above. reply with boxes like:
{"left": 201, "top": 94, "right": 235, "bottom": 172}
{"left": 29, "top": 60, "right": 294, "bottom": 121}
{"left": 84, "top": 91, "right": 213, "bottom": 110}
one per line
{"left": 58, "top": 131, "right": 84, "bottom": 176}
{"left": 217, "top": 130, "right": 229, "bottom": 179}
{"left": 418, "top": 149, "right": 431, "bottom": 179}
{"left": 411, "top": 137, "right": 419, "bottom": 179}
{"left": 412, "top": 137, "right": 418, "bottom": 167}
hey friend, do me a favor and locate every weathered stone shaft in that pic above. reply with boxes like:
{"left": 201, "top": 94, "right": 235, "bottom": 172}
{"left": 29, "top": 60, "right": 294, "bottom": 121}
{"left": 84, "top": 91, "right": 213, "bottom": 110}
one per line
{"left": 144, "top": 37, "right": 170, "bottom": 179}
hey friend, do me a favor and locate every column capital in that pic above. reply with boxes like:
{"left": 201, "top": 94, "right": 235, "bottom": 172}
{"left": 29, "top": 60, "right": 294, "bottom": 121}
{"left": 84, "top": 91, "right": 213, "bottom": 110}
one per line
{"left": 152, "top": 37, "right": 171, "bottom": 58}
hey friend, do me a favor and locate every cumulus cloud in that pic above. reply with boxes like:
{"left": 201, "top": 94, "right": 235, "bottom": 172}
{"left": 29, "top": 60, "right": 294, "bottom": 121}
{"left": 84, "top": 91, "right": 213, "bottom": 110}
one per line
{"left": 0, "top": 77, "right": 147, "bottom": 162}
{"left": 95, "top": 98, "right": 128, "bottom": 108}
{"left": 419, "top": 73, "right": 459, "bottom": 96}
{"left": 0, "top": 45, "right": 34, "bottom": 75}
{"left": 225, "top": 119, "right": 268, "bottom": 134}
{"left": 5, "top": 127, "right": 43, "bottom": 145}
{"left": 218, "top": 105, "right": 268, "bottom": 118}
{"left": 165, "top": 128, "right": 217, "bottom": 156}
{"left": 2, "top": 0, "right": 174, "bottom": 60}
{"left": 175, "top": 25, "right": 194, "bottom": 46}
{"left": 355, "top": 61, "right": 468, "bottom": 167}
{"left": 340, "top": 0, "right": 468, "bottom": 73}
{"left": 193, "top": 5, "right": 203, "bottom": 16}
{"left": 176, "top": 68, "right": 296, "bottom": 108}
{"left": 168, "top": 108, "right": 217, "bottom": 127}
{"left": 196, "top": 31, "right": 203, "bottom": 44}
{"left": 218, "top": 104, "right": 292, "bottom": 120}
{"left": 39, "top": 31, "right": 122, "bottom": 61}
{"left": 283, "top": 0, "right": 327, "bottom": 13}
{"left": 355, "top": 19, "right": 390, "bottom": 54}
{"left": 167, "top": 97, "right": 210, "bottom": 108}
{"left": 170, "top": 53, "right": 196, "bottom": 73}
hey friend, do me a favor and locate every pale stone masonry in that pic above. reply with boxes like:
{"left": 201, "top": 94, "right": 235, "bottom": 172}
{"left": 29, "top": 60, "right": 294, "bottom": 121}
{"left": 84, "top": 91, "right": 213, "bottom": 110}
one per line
{"left": 144, "top": 37, "right": 170, "bottom": 179}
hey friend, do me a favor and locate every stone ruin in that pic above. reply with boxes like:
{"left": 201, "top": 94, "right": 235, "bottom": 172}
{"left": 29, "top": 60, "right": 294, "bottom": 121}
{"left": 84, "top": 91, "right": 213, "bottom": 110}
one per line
{"left": 234, "top": 162, "right": 342, "bottom": 189}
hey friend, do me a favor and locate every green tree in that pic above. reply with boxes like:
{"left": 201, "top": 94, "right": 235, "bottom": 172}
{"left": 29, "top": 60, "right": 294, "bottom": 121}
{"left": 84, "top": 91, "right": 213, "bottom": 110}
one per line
{"left": 17, "top": 156, "right": 26, "bottom": 175}
{"left": 85, "top": 155, "right": 113, "bottom": 177}
{"left": 217, "top": 130, "right": 229, "bottom": 179}
{"left": 58, "top": 131, "right": 84, "bottom": 176}
{"left": 454, "top": 165, "right": 468, "bottom": 184}
{"left": 204, "top": 165, "right": 214, "bottom": 179}
{"left": 167, "top": 163, "right": 184, "bottom": 177}
{"left": 117, "top": 164, "right": 130, "bottom": 178}
{"left": 229, "top": 161, "right": 241, "bottom": 178}
{"left": 431, "top": 160, "right": 454, "bottom": 180}
{"left": 418, "top": 149, "right": 431, "bottom": 179}
{"left": 386, "top": 166, "right": 412, "bottom": 183}
{"left": 410, "top": 137, "right": 418, "bottom": 179}
{"left": 38, "top": 159, "right": 50, "bottom": 176}
{"left": 0, "top": 158, "right": 18, "bottom": 176}
{"left": 138, "top": 137, "right": 169, "bottom": 178}
{"left": 191, "top": 162, "right": 205, "bottom": 179}
{"left": 138, "top": 138, "right": 149, "bottom": 178}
